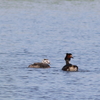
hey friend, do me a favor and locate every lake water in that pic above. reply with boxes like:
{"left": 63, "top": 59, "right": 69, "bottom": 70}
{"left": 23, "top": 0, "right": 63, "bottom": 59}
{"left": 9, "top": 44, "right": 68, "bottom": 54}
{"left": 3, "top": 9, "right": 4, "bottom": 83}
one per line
{"left": 0, "top": 0, "right": 100, "bottom": 100}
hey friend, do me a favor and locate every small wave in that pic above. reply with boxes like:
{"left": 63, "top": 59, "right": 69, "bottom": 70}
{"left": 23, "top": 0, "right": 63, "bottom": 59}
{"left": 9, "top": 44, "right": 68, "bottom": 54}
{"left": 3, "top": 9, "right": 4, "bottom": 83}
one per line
{"left": 78, "top": 69, "right": 90, "bottom": 72}
{"left": 0, "top": 52, "right": 8, "bottom": 55}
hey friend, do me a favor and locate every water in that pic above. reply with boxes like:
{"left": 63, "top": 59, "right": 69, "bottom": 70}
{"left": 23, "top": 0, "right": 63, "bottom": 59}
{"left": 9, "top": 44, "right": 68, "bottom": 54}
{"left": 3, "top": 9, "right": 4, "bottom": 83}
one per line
{"left": 0, "top": 0, "right": 100, "bottom": 100}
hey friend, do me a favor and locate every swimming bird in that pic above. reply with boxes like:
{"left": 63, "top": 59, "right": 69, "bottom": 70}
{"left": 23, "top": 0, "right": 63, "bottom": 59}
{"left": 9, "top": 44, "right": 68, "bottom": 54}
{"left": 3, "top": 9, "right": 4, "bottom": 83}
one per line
{"left": 28, "top": 59, "right": 50, "bottom": 68}
{"left": 62, "top": 53, "right": 78, "bottom": 71}
{"left": 64, "top": 53, "right": 73, "bottom": 65}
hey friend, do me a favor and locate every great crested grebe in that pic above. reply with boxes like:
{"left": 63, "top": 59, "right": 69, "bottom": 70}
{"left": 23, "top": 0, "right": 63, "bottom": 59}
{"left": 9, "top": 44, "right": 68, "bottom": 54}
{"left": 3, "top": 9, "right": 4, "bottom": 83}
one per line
{"left": 28, "top": 59, "right": 50, "bottom": 68}
{"left": 62, "top": 53, "right": 78, "bottom": 71}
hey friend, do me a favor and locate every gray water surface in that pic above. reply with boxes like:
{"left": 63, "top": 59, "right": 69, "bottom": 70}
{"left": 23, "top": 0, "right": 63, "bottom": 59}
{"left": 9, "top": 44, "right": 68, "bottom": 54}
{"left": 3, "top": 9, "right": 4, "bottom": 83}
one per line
{"left": 0, "top": 0, "right": 100, "bottom": 100}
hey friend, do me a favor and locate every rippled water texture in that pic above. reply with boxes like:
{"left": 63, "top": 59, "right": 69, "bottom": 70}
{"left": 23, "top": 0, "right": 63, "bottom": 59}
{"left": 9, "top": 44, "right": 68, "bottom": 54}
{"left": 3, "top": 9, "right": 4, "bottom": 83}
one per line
{"left": 0, "top": 0, "right": 100, "bottom": 100}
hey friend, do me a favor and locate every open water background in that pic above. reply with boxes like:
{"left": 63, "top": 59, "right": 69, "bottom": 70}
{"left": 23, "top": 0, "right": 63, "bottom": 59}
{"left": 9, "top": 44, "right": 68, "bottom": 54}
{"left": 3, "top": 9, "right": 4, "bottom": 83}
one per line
{"left": 0, "top": 0, "right": 100, "bottom": 100}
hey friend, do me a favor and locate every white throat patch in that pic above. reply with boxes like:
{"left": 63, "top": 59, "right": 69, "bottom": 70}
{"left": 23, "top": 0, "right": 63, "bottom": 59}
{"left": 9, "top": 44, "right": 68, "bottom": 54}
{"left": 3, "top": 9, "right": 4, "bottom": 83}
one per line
{"left": 42, "top": 59, "right": 50, "bottom": 64}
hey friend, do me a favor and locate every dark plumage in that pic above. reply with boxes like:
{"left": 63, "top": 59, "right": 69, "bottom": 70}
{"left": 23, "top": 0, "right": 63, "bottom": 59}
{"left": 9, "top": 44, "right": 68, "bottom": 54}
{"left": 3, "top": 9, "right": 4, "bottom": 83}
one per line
{"left": 28, "top": 59, "right": 50, "bottom": 68}
{"left": 62, "top": 53, "right": 78, "bottom": 71}
{"left": 64, "top": 53, "right": 73, "bottom": 64}
{"left": 62, "top": 64, "right": 78, "bottom": 71}
{"left": 28, "top": 63, "right": 50, "bottom": 68}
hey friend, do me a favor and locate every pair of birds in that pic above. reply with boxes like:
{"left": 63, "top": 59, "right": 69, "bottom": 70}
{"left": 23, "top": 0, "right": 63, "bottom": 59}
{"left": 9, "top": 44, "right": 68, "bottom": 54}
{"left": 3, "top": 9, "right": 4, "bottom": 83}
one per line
{"left": 28, "top": 53, "right": 78, "bottom": 71}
